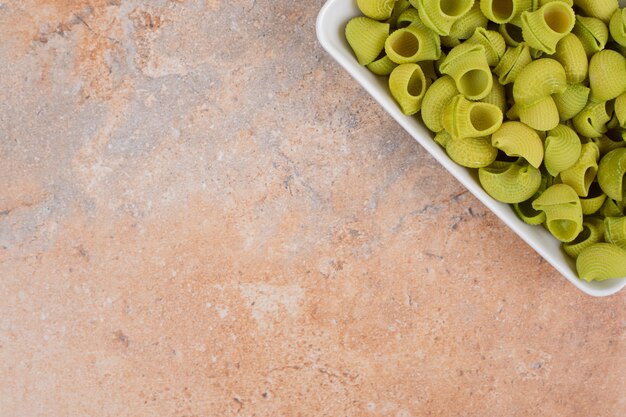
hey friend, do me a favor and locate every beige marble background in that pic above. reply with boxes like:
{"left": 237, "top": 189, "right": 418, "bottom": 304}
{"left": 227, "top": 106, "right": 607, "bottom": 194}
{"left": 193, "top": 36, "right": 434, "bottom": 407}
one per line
{"left": 0, "top": 1, "right": 624, "bottom": 416}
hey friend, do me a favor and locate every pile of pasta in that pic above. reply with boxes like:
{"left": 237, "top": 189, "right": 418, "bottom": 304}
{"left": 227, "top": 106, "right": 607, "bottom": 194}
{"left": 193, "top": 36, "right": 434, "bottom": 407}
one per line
{"left": 346, "top": 0, "right": 626, "bottom": 282}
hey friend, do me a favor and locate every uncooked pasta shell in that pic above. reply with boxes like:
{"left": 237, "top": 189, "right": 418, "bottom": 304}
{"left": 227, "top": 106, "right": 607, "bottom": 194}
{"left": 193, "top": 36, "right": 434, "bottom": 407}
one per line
{"left": 576, "top": 243, "right": 626, "bottom": 282}
{"left": 346, "top": 17, "right": 390, "bottom": 66}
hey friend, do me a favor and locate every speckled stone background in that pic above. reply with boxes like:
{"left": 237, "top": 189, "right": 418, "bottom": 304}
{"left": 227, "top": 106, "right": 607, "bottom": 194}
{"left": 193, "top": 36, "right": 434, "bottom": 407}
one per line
{"left": 0, "top": 1, "right": 624, "bottom": 416}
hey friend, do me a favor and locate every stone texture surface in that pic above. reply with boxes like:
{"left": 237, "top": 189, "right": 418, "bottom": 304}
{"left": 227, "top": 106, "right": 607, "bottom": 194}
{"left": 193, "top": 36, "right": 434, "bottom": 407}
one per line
{"left": 0, "top": 1, "right": 624, "bottom": 416}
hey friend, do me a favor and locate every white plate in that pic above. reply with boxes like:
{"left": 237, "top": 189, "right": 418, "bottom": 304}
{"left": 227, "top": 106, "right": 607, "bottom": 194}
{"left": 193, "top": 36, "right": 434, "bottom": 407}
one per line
{"left": 316, "top": 0, "right": 626, "bottom": 296}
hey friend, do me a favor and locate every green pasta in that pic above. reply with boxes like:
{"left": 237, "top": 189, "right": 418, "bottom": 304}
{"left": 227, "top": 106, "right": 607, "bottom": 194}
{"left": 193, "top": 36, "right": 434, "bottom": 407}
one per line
{"left": 604, "top": 216, "right": 626, "bottom": 245}
{"left": 513, "top": 198, "right": 547, "bottom": 225}
{"left": 388, "top": 63, "right": 428, "bottom": 115}
{"left": 544, "top": 124, "right": 581, "bottom": 176}
{"left": 481, "top": 78, "right": 507, "bottom": 114}
{"left": 492, "top": 121, "right": 544, "bottom": 168}
{"left": 513, "top": 58, "right": 567, "bottom": 107}
{"left": 421, "top": 75, "right": 458, "bottom": 132}
{"left": 552, "top": 83, "right": 590, "bottom": 121}
{"left": 572, "top": 15, "right": 609, "bottom": 56}
{"left": 613, "top": 92, "right": 626, "bottom": 128}
{"left": 367, "top": 54, "right": 398, "bottom": 75}
{"left": 346, "top": 17, "right": 390, "bottom": 65}
{"left": 357, "top": 0, "right": 396, "bottom": 21}
{"left": 552, "top": 33, "right": 588, "bottom": 84}
{"left": 500, "top": 22, "right": 526, "bottom": 46}
{"left": 385, "top": 24, "right": 441, "bottom": 63}
{"left": 560, "top": 142, "right": 600, "bottom": 197}
{"left": 449, "top": 1, "right": 489, "bottom": 40}
{"left": 440, "top": 35, "right": 461, "bottom": 48}
{"left": 588, "top": 49, "right": 626, "bottom": 102}
{"left": 442, "top": 94, "right": 503, "bottom": 139}
{"left": 520, "top": 1, "right": 576, "bottom": 54}
{"left": 600, "top": 197, "right": 624, "bottom": 217}
{"left": 445, "top": 136, "right": 498, "bottom": 168}
{"left": 439, "top": 43, "right": 493, "bottom": 100}
{"left": 572, "top": 100, "right": 613, "bottom": 138}
{"left": 345, "top": 0, "right": 626, "bottom": 283}
{"left": 573, "top": 0, "right": 619, "bottom": 23}
{"left": 479, "top": 160, "right": 542, "bottom": 203}
{"left": 418, "top": 60, "right": 438, "bottom": 83}
{"left": 493, "top": 43, "right": 532, "bottom": 84}
{"left": 576, "top": 243, "right": 626, "bottom": 282}
{"left": 532, "top": 183, "right": 583, "bottom": 242}
{"left": 466, "top": 28, "right": 507, "bottom": 67}
{"left": 609, "top": 7, "right": 626, "bottom": 46}
{"left": 434, "top": 130, "right": 453, "bottom": 147}
{"left": 412, "top": 0, "right": 474, "bottom": 36}
{"left": 562, "top": 217, "right": 605, "bottom": 258}
{"left": 580, "top": 187, "right": 608, "bottom": 215}
{"left": 515, "top": 95, "right": 561, "bottom": 130}
{"left": 590, "top": 134, "right": 626, "bottom": 156}
{"left": 386, "top": 0, "right": 412, "bottom": 28}
{"left": 597, "top": 148, "right": 626, "bottom": 201}
{"left": 396, "top": 7, "right": 422, "bottom": 28}
{"left": 480, "top": 0, "right": 533, "bottom": 24}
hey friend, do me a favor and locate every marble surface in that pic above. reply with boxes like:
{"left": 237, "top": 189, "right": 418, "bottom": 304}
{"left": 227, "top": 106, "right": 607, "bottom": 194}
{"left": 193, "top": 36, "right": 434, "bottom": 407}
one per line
{"left": 0, "top": 1, "right": 624, "bottom": 416}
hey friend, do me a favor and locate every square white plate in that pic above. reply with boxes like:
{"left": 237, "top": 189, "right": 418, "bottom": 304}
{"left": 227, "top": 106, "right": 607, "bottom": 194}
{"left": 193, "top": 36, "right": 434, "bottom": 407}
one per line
{"left": 316, "top": 0, "right": 626, "bottom": 296}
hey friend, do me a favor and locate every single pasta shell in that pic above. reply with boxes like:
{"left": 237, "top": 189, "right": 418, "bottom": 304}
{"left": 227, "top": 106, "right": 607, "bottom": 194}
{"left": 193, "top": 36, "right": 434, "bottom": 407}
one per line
{"left": 513, "top": 58, "right": 567, "bottom": 108}
{"left": 367, "top": 55, "right": 398, "bottom": 76}
{"left": 589, "top": 49, "right": 626, "bottom": 102}
{"left": 520, "top": 1, "right": 576, "bottom": 54}
{"left": 389, "top": 64, "right": 428, "bottom": 115}
{"left": 576, "top": 243, "right": 626, "bottom": 282}
{"left": 479, "top": 161, "right": 542, "bottom": 203}
{"left": 552, "top": 83, "right": 590, "bottom": 121}
{"left": 563, "top": 217, "right": 605, "bottom": 258}
{"left": 442, "top": 95, "right": 504, "bottom": 139}
{"left": 446, "top": 136, "right": 498, "bottom": 168}
{"left": 560, "top": 142, "right": 600, "bottom": 197}
{"left": 466, "top": 27, "right": 507, "bottom": 67}
{"left": 480, "top": 0, "right": 534, "bottom": 24}
{"left": 439, "top": 43, "right": 494, "bottom": 100}
{"left": 553, "top": 33, "right": 588, "bottom": 84}
{"left": 517, "top": 96, "right": 560, "bottom": 131}
{"left": 346, "top": 17, "right": 390, "bottom": 66}
{"left": 396, "top": 7, "right": 423, "bottom": 29}
{"left": 385, "top": 24, "right": 442, "bottom": 64}
{"left": 544, "top": 124, "right": 582, "bottom": 176}
{"left": 532, "top": 183, "right": 583, "bottom": 242}
{"left": 357, "top": 0, "right": 396, "bottom": 21}
{"left": 597, "top": 148, "right": 626, "bottom": 201}
{"left": 421, "top": 75, "right": 458, "bottom": 132}
{"left": 491, "top": 121, "right": 544, "bottom": 168}
{"left": 414, "top": 0, "right": 474, "bottom": 36}
{"left": 494, "top": 43, "right": 532, "bottom": 85}
{"left": 572, "top": 15, "right": 609, "bottom": 57}
{"left": 572, "top": 100, "right": 613, "bottom": 138}
{"left": 609, "top": 7, "right": 626, "bottom": 47}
